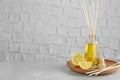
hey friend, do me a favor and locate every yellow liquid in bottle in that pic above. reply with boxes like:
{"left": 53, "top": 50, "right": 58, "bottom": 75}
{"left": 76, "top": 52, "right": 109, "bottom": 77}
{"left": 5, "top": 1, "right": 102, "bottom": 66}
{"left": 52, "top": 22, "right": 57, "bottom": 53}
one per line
{"left": 85, "top": 43, "right": 99, "bottom": 65}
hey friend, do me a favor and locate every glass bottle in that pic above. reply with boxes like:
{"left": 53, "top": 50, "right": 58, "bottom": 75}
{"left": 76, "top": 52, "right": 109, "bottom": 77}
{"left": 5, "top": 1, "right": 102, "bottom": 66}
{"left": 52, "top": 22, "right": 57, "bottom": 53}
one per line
{"left": 85, "top": 35, "right": 99, "bottom": 68}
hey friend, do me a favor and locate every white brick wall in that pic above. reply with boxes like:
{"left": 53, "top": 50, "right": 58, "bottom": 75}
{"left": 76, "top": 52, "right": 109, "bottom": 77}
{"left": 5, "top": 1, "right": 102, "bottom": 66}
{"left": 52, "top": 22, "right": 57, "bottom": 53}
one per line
{"left": 0, "top": 0, "right": 120, "bottom": 62}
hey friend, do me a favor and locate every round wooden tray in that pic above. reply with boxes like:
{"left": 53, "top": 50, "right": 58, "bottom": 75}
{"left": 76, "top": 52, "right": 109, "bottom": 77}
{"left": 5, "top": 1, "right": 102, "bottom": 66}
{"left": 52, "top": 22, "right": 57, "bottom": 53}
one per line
{"left": 67, "top": 59, "right": 120, "bottom": 75}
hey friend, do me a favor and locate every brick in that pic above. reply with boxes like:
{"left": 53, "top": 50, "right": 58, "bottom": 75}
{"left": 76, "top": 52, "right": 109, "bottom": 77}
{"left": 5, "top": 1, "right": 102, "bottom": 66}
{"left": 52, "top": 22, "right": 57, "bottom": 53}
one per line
{"left": 9, "top": 13, "right": 20, "bottom": 22}
{"left": 33, "top": 34, "right": 43, "bottom": 44}
{"left": 66, "top": 37, "right": 76, "bottom": 44}
{"left": 4, "top": 2, "right": 14, "bottom": 12}
{"left": 40, "top": 14, "right": 50, "bottom": 24}
{"left": 49, "top": 15, "right": 57, "bottom": 25}
{"left": 0, "top": 13, "right": 10, "bottom": 22}
{"left": 115, "top": 50, "right": 120, "bottom": 59}
{"left": 43, "top": 35, "right": 53, "bottom": 44}
{"left": 68, "top": 28, "right": 80, "bottom": 37}
{"left": 71, "top": 0, "right": 81, "bottom": 8}
{"left": 33, "top": 4, "right": 51, "bottom": 14}
{"left": 72, "top": 9, "right": 83, "bottom": 18}
{"left": 57, "top": 16, "right": 68, "bottom": 25}
{"left": 2, "top": 32, "right": 12, "bottom": 41}
{"left": 44, "top": 24, "right": 56, "bottom": 35}
{"left": 12, "top": 32, "right": 23, "bottom": 42}
{"left": 98, "top": 47, "right": 105, "bottom": 58}
{"left": 98, "top": 9, "right": 106, "bottom": 18}
{"left": 59, "top": 45, "right": 69, "bottom": 57}
{"left": 109, "top": 38, "right": 119, "bottom": 49}
{"left": 97, "top": 19, "right": 107, "bottom": 27}
{"left": 58, "top": 25, "right": 67, "bottom": 35}
{"left": 102, "top": 28, "right": 112, "bottom": 37}
{"left": 15, "top": 53, "right": 23, "bottom": 62}
{"left": 0, "top": 41, "right": 9, "bottom": 52}
{"left": 108, "top": 18, "right": 120, "bottom": 27}
{"left": 21, "top": 43, "right": 39, "bottom": 54}
{"left": 77, "top": 19, "right": 88, "bottom": 26}
{"left": 96, "top": 28, "right": 102, "bottom": 37}
{"left": 1, "top": 22, "right": 14, "bottom": 32}
{"left": 111, "top": 0, "right": 120, "bottom": 8}
{"left": 6, "top": 53, "right": 15, "bottom": 62}
{"left": 24, "top": 23, "right": 35, "bottom": 32}
{"left": 31, "top": 14, "right": 40, "bottom": 22}
{"left": 116, "top": 8, "right": 120, "bottom": 17}
{"left": 23, "top": 54, "right": 35, "bottom": 62}
{"left": 39, "top": 45, "right": 49, "bottom": 54}
{"left": 23, "top": 0, "right": 33, "bottom": 3}
{"left": 35, "top": 54, "right": 44, "bottom": 62}
{"left": 38, "top": 0, "right": 51, "bottom": 4}
{"left": 52, "top": 6, "right": 63, "bottom": 16}
{"left": 51, "top": 0, "right": 61, "bottom": 5}
{"left": 13, "top": 2, "right": 22, "bottom": 13}
{"left": 99, "top": 38, "right": 109, "bottom": 47}
{"left": 81, "top": 28, "right": 89, "bottom": 37}
{"left": 35, "top": 23, "right": 43, "bottom": 34}
{"left": 49, "top": 45, "right": 60, "bottom": 55}
{"left": 104, "top": 48, "right": 115, "bottom": 59}
{"left": 0, "top": 52, "right": 7, "bottom": 62}
{"left": 53, "top": 35, "right": 66, "bottom": 45}
{"left": 21, "top": 13, "right": 30, "bottom": 22}
{"left": 44, "top": 55, "right": 58, "bottom": 62}
{"left": 99, "top": 0, "right": 110, "bottom": 8}
{"left": 30, "top": 44, "right": 39, "bottom": 54}
{"left": 23, "top": 32, "right": 33, "bottom": 43}
{"left": 63, "top": 7, "right": 73, "bottom": 17}
{"left": 106, "top": 9, "right": 116, "bottom": 17}
{"left": 21, "top": 43, "right": 31, "bottom": 53}
{"left": 14, "top": 23, "right": 23, "bottom": 32}
{"left": 32, "top": 5, "right": 41, "bottom": 14}
{"left": 58, "top": 57, "right": 67, "bottom": 63}
{"left": 61, "top": 0, "right": 70, "bottom": 6}
{"left": 112, "top": 28, "right": 120, "bottom": 38}
{"left": 10, "top": 43, "right": 21, "bottom": 52}
{"left": 0, "top": 4, "right": 4, "bottom": 12}
{"left": 76, "top": 37, "right": 87, "bottom": 46}
{"left": 23, "top": 3, "right": 33, "bottom": 13}
{"left": 70, "top": 45, "right": 82, "bottom": 55}
{"left": 67, "top": 18, "right": 78, "bottom": 27}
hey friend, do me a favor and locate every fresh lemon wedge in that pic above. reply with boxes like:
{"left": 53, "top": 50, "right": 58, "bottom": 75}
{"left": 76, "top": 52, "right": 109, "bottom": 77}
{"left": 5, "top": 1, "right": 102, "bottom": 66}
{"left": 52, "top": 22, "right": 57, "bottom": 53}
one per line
{"left": 79, "top": 62, "right": 92, "bottom": 69}
{"left": 71, "top": 53, "right": 84, "bottom": 66}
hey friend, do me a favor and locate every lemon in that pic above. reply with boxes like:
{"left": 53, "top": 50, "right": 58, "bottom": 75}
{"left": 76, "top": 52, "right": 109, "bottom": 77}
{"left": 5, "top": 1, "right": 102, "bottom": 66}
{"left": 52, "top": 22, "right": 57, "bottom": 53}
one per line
{"left": 79, "top": 62, "right": 92, "bottom": 69}
{"left": 72, "top": 53, "right": 84, "bottom": 66}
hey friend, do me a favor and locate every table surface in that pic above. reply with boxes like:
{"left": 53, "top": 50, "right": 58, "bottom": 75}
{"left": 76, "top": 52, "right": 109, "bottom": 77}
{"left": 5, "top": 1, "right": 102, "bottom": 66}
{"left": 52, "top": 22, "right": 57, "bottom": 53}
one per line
{"left": 0, "top": 62, "right": 120, "bottom": 80}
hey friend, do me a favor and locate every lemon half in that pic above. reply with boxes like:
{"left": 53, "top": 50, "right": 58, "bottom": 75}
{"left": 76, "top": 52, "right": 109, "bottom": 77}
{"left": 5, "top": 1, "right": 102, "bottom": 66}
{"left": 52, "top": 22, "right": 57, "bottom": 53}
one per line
{"left": 72, "top": 53, "right": 84, "bottom": 66}
{"left": 79, "top": 62, "right": 92, "bottom": 69}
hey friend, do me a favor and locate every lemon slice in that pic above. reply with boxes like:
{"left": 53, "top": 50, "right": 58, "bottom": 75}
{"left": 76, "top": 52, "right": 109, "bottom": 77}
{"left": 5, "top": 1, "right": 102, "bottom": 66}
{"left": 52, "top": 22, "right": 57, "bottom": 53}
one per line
{"left": 79, "top": 62, "right": 92, "bottom": 69}
{"left": 72, "top": 53, "right": 84, "bottom": 66}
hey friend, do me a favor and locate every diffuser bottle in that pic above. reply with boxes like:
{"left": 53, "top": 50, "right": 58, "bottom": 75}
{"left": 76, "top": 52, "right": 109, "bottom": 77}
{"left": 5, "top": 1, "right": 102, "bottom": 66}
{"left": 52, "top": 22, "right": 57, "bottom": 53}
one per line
{"left": 85, "top": 35, "right": 99, "bottom": 68}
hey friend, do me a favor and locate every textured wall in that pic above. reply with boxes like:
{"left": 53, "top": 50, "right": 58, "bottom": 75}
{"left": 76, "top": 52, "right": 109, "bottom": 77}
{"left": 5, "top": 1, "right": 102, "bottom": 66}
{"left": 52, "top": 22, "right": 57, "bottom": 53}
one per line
{"left": 0, "top": 0, "right": 120, "bottom": 62}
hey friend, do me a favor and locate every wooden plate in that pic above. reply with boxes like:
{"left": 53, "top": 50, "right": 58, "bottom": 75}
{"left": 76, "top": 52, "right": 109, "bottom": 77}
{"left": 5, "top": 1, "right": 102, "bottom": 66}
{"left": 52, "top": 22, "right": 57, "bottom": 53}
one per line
{"left": 67, "top": 59, "right": 120, "bottom": 75}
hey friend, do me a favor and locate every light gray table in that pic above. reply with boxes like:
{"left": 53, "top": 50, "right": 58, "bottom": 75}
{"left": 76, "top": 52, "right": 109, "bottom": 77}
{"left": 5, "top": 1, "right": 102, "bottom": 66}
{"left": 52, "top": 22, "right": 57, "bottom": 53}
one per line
{"left": 0, "top": 62, "right": 120, "bottom": 80}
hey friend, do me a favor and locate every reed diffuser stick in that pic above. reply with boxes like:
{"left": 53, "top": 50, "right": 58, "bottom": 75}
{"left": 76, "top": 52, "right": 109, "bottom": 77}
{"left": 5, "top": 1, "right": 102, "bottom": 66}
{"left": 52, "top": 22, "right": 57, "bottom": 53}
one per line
{"left": 81, "top": 0, "right": 99, "bottom": 42}
{"left": 94, "top": 0, "right": 99, "bottom": 35}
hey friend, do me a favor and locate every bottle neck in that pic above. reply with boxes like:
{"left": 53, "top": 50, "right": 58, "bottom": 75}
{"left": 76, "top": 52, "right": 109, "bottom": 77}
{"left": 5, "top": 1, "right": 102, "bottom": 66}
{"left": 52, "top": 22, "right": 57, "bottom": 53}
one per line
{"left": 89, "top": 35, "right": 95, "bottom": 43}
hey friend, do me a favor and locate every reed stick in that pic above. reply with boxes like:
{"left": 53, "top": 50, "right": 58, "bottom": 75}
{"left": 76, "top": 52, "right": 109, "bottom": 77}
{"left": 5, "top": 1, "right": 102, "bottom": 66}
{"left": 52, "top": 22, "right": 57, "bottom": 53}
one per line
{"left": 81, "top": 0, "right": 99, "bottom": 42}
{"left": 82, "top": 4, "right": 91, "bottom": 35}
{"left": 86, "top": 63, "right": 120, "bottom": 76}
{"left": 94, "top": 0, "right": 99, "bottom": 35}
{"left": 95, "top": 64, "right": 120, "bottom": 76}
